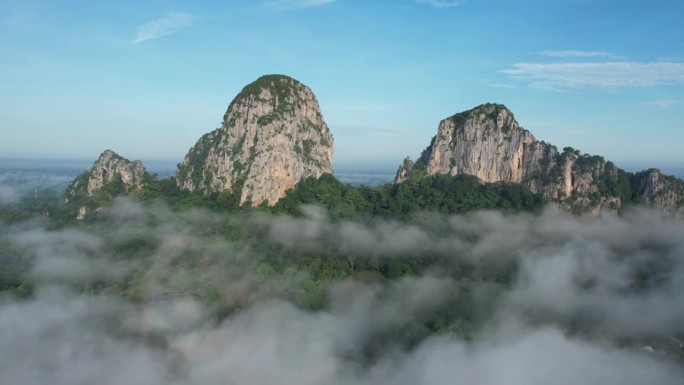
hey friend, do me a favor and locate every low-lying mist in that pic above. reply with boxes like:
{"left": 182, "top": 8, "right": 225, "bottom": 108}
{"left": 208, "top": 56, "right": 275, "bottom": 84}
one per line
{"left": 0, "top": 169, "right": 77, "bottom": 205}
{"left": 1, "top": 198, "right": 683, "bottom": 384}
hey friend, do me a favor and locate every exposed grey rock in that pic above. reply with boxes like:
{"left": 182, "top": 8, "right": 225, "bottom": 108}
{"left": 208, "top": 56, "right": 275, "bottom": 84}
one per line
{"left": 394, "top": 156, "right": 415, "bottom": 184}
{"left": 400, "top": 103, "right": 684, "bottom": 216}
{"left": 65, "top": 149, "right": 151, "bottom": 219}
{"left": 176, "top": 75, "right": 334, "bottom": 206}
{"left": 632, "top": 169, "right": 684, "bottom": 218}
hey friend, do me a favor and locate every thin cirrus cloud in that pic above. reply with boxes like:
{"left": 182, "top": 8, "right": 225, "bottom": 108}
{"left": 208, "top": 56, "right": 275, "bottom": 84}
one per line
{"left": 645, "top": 99, "right": 684, "bottom": 108}
{"left": 132, "top": 13, "right": 192, "bottom": 44}
{"left": 263, "top": 0, "right": 336, "bottom": 10}
{"left": 538, "top": 50, "right": 621, "bottom": 59}
{"left": 486, "top": 83, "right": 515, "bottom": 89}
{"left": 416, "top": 0, "right": 463, "bottom": 7}
{"left": 502, "top": 61, "right": 684, "bottom": 91}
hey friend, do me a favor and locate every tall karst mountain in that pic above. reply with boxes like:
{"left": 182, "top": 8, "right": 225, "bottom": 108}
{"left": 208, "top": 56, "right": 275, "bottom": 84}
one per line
{"left": 176, "top": 74, "right": 334, "bottom": 206}
{"left": 65, "top": 149, "right": 153, "bottom": 219}
{"left": 396, "top": 103, "right": 684, "bottom": 216}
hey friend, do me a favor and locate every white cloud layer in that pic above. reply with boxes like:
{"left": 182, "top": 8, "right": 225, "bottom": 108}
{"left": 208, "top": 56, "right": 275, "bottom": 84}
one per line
{"left": 132, "top": 13, "right": 192, "bottom": 44}
{"left": 502, "top": 61, "right": 684, "bottom": 91}
{"left": 2, "top": 200, "right": 684, "bottom": 384}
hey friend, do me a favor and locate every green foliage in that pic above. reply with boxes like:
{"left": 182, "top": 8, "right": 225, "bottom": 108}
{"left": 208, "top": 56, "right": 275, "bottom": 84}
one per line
{"left": 536, "top": 146, "right": 564, "bottom": 185}
{"left": 233, "top": 74, "right": 299, "bottom": 105}
{"left": 177, "top": 132, "right": 222, "bottom": 188}
{"left": 233, "top": 159, "right": 244, "bottom": 173}
{"left": 563, "top": 154, "right": 637, "bottom": 209}
{"left": 574, "top": 153, "right": 605, "bottom": 175}
{"left": 273, "top": 173, "right": 544, "bottom": 220}
{"left": 631, "top": 169, "right": 684, "bottom": 206}
{"left": 56, "top": 170, "right": 543, "bottom": 222}
{"left": 64, "top": 171, "right": 91, "bottom": 199}
{"left": 273, "top": 173, "right": 370, "bottom": 220}
{"left": 257, "top": 112, "right": 278, "bottom": 126}
{"left": 229, "top": 74, "right": 307, "bottom": 130}
{"left": 447, "top": 103, "right": 517, "bottom": 134}
{"left": 302, "top": 139, "right": 315, "bottom": 157}
{"left": 599, "top": 162, "right": 633, "bottom": 203}
{"left": 3, "top": 160, "right": 682, "bottom": 360}
{"left": 0, "top": 241, "right": 33, "bottom": 298}
{"left": 413, "top": 137, "right": 434, "bottom": 172}
{"left": 303, "top": 119, "right": 324, "bottom": 136}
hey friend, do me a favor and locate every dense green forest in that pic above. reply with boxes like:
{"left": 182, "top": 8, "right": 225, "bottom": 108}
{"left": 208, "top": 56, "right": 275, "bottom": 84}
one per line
{"left": 0, "top": 175, "right": 534, "bottom": 363}
{"left": 1, "top": 172, "right": 542, "bottom": 342}
{"left": 56, "top": 172, "right": 545, "bottom": 222}
{"left": 1, "top": 172, "right": 683, "bottom": 366}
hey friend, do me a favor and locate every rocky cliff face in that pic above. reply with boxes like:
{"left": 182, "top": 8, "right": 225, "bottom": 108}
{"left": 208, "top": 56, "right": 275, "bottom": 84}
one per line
{"left": 176, "top": 75, "right": 334, "bottom": 206}
{"left": 632, "top": 169, "right": 684, "bottom": 218}
{"left": 65, "top": 149, "right": 151, "bottom": 219}
{"left": 397, "top": 103, "right": 684, "bottom": 216}
{"left": 425, "top": 104, "right": 535, "bottom": 182}
{"left": 394, "top": 157, "right": 415, "bottom": 184}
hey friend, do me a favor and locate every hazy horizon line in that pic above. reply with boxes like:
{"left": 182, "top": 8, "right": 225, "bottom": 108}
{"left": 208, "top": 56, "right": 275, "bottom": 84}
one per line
{"left": 2, "top": 157, "right": 684, "bottom": 179}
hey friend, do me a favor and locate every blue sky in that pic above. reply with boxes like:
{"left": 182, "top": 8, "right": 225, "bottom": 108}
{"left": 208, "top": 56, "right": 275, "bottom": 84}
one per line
{"left": 1, "top": 0, "right": 683, "bottom": 172}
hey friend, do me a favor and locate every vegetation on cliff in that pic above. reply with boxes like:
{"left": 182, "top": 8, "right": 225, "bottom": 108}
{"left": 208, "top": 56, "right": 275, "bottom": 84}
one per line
{"left": 2, "top": 179, "right": 683, "bottom": 369}
{"left": 399, "top": 103, "right": 684, "bottom": 217}
{"left": 2, "top": 75, "right": 684, "bottom": 382}
{"left": 176, "top": 74, "right": 334, "bottom": 206}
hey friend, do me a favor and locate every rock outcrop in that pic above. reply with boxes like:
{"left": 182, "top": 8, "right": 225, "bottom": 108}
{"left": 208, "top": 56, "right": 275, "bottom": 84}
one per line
{"left": 394, "top": 156, "right": 415, "bottom": 184}
{"left": 424, "top": 104, "right": 533, "bottom": 182}
{"left": 397, "top": 103, "right": 684, "bottom": 216}
{"left": 65, "top": 149, "right": 152, "bottom": 219}
{"left": 632, "top": 169, "right": 684, "bottom": 218}
{"left": 176, "top": 74, "right": 334, "bottom": 206}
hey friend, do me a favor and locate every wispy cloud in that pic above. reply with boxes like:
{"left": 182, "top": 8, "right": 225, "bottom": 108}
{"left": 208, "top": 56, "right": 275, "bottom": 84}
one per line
{"left": 645, "top": 99, "right": 684, "bottom": 108}
{"left": 132, "top": 13, "right": 192, "bottom": 44}
{"left": 502, "top": 61, "right": 684, "bottom": 91}
{"left": 486, "top": 83, "right": 516, "bottom": 89}
{"left": 264, "top": 0, "right": 336, "bottom": 10}
{"left": 416, "top": 0, "right": 463, "bottom": 7}
{"left": 538, "top": 50, "right": 621, "bottom": 59}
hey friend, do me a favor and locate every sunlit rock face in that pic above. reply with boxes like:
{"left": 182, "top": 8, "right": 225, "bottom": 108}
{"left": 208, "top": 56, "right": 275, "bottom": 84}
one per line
{"left": 397, "top": 103, "right": 684, "bottom": 216}
{"left": 65, "top": 149, "right": 150, "bottom": 219}
{"left": 176, "top": 74, "right": 334, "bottom": 206}
{"left": 394, "top": 157, "right": 415, "bottom": 184}
{"left": 427, "top": 104, "right": 546, "bottom": 184}
{"left": 632, "top": 168, "right": 684, "bottom": 218}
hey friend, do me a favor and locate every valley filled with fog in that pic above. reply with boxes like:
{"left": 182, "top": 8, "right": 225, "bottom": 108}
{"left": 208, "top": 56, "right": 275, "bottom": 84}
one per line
{"left": 1, "top": 166, "right": 683, "bottom": 384}
{"left": 3, "top": 0, "right": 684, "bottom": 383}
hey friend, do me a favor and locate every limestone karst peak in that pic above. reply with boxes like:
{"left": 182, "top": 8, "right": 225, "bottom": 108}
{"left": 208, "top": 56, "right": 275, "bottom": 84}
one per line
{"left": 394, "top": 156, "right": 415, "bottom": 184}
{"left": 64, "top": 149, "right": 151, "bottom": 219}
{"left": 446, "top": 103, "right": 522, "bottom": 134}
{"left": 397, "top": 104, "right": 684, "bottom": 217}
{"left": 176, "top": 74, "right": 334, "bottom": 206}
